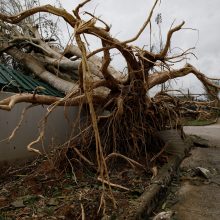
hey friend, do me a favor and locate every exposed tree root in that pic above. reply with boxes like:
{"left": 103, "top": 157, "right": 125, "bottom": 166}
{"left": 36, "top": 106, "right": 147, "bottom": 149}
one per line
{"left": 97, "top": 176, "right": 130, "bottom": 191}
{"left": 0, "top": 0, "right": 219, "bottom": 217}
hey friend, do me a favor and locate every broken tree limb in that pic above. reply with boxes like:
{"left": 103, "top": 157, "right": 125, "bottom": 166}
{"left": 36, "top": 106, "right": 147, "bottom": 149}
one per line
{"left": 0, "top": 93, "right": 108, "bottom": 111}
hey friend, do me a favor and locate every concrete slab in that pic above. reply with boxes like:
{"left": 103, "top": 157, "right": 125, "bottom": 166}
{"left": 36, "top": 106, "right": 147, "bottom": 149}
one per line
{"left": 166, "top": 123, "right": 220, "bottom": 220}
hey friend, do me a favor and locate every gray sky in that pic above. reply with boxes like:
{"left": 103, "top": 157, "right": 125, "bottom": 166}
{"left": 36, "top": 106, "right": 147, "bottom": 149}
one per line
{"left": 42, "top": 0, "right": 220, "bottom": 94}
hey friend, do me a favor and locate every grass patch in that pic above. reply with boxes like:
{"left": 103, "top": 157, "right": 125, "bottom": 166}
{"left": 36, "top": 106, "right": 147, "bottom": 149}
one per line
{"left": 183, "top": 118, "right": 217, "bottom": 126}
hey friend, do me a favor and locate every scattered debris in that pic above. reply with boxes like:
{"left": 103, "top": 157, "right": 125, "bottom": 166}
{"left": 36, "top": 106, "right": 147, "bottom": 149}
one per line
{"left": 11, "top": 199, "right": 25, "bottom": 208}
{"left": 47, "top": 198, "right": 59, "bottom": 206}
{"left": 151, "top": 166, "right": 158, "bottom": 179}
{"left": 153, "top": 211, "right": 174, "bottom": 220}
{"left": 195, "top": 167, "right": 211, "bottom": 179}
{"left": 0, "top": 161, "right": 152, "bottom": 219}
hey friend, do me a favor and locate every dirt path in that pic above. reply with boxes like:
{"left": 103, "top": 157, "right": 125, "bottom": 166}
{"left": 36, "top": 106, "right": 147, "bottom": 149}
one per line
{"left": 165, "top": 122, "right": 220, "bottom": 220}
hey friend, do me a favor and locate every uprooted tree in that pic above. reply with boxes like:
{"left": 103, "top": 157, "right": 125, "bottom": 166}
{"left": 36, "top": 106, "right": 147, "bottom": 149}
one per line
{"left": 0, "top": 0, "right": 219, "bottom": 178}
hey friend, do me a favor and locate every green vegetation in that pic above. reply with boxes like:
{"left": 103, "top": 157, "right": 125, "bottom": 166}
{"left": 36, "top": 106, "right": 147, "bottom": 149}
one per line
{"left": 183, "top": 118, "right": 217, "bottom": 126}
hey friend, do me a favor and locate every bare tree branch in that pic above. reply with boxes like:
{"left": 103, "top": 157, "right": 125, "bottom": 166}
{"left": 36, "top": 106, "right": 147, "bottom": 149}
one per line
{"left": 122, "top": 0, "right": 159, "bottom": 44}
{"left": 157, "top": 21, "right": 185, "bottom": 59}
{"left": 0, "top": 4, "right": 77, "bottom": 26}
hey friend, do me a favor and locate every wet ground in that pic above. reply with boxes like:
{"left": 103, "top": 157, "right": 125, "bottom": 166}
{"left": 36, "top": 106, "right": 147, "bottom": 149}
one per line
{"left": 163, "top": 121, "right": 220, "bottom": 220}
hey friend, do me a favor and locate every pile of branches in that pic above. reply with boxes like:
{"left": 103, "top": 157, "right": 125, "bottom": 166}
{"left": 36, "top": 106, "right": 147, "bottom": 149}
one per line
{"left": 0, "top": 0, "right": 219, "bottom": 183}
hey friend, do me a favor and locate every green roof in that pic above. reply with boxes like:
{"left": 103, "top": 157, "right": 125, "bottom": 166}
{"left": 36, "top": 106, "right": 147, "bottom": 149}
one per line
{"left": 0, "top": 64, "right": 64, "bottom": 97}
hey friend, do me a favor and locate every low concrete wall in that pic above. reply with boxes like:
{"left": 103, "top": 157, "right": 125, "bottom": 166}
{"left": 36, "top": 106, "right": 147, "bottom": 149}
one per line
{"left": 0, "top": 92, "right": 78, "bottom": 163}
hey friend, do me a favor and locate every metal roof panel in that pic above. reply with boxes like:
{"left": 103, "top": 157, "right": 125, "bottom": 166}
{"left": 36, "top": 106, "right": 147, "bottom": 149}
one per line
{"left": 0, "top": 64, "right": 64, "bottom": 97}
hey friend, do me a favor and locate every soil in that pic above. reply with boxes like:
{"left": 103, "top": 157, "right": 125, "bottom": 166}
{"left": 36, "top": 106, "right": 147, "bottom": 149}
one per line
{"left": 0, "top": 155, "right": 159, "bottom": 219}
{"left": 1, "top": 120, "right": 220, "bottom": 220}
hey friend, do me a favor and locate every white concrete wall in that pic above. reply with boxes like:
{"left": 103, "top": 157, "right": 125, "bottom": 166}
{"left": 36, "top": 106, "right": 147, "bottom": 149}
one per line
{"left": 0, "top": 92, "right": 79, "bottom": 162}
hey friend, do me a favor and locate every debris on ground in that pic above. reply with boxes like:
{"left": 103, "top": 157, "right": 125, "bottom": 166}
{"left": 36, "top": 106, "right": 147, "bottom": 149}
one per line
{"left": 195, "top": 167, "right": 212, "bottom": 179}
{"left": 0, "top": 157, "right": 159, "bottom": 219}
{"left": 152, "top": 211, "right": 174, "bottom": 220}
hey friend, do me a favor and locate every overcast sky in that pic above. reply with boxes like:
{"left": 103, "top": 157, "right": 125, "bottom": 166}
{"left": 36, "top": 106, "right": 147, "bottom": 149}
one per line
{"left": 42, "top": 0, "right": 220, "bottom": 94}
